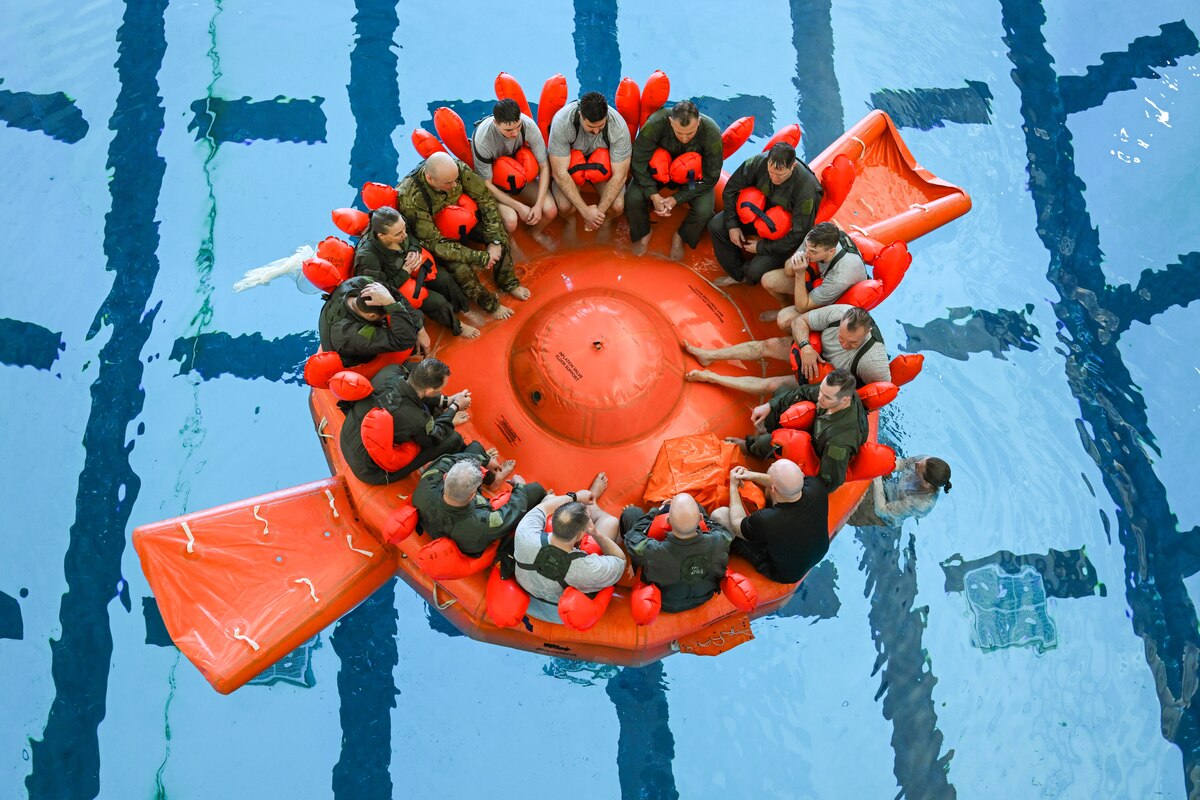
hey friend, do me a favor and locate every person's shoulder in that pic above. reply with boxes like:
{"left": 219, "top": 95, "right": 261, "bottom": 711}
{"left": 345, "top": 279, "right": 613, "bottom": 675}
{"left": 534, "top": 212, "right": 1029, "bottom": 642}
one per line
{"left": 699, "top": 113, "right": 722, "bottom": 134}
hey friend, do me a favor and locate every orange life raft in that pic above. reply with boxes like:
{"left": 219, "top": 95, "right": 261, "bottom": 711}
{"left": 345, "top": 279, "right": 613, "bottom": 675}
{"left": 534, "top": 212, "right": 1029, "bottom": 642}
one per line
{"left": 133, "top": 105, "right": 970, "bottom": 693}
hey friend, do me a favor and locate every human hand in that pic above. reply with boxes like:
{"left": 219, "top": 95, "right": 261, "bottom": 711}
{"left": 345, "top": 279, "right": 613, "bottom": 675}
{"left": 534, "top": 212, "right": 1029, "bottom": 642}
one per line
{"left": 583, "top": 205, "right": 606, "bottom": 230}
{"left": 511, "top": 474, "right": 526, "bottom": 487}
{"left": 730, "top": 466, "right": 748, "bottom": 484}
{"left": 486, "top": 242, "right": 503, "bottom": 268}
{"left": 416, "top": 327, "right": 431, "bottom": 355}
{"left": 729, "top": 227, "right": 746, "bottom": 248}
{"left": 452, "top": 410, "right": 470, "bottom": 426}
{"left": 742, "top": 239, "right": 758, "bottom": 254}
{"left": 800, "top": 347, "right": 823, "bottom": 381}
{"left": 786, "top": 250, "right": 806, "bottom": 272}
{"left": 403, "top": 250, "right": 422, "bottom": 272}
{"left": 524, "top": 204, "right": 542, "bottom": 226}
{"left": 659, "top": 196, "right": 677, "bottom": 215}
{"left": 750, "top": 403, "right": 771, "bottom": 430}
{"left": 650, "top": 193, "right": 667, "bottom": 215}
{"left": 574, "top": 489, "right": 595, "bottom": 504}
{"left": 449, "top": 389, "right": 472, "bottom": 410}
{"left": 358, "top": 283, "right": 395, "bottom": 308}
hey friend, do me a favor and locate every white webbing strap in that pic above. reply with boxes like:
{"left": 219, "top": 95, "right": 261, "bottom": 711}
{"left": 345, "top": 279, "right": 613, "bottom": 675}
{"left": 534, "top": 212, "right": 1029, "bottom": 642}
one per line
{"left": 181, "top": 521, "right": 195, "bottom": 554}
{"left": 294, "top": 577, "right": 320, "bottom": 604}
{"left": 252, "top": 505, "right": 269, "bottom": 536}
{"left": 231, "top": 627, "right": 260, "bottom": 651}
{"left": 346, "top": 535, "right": 374, "bottom": 557}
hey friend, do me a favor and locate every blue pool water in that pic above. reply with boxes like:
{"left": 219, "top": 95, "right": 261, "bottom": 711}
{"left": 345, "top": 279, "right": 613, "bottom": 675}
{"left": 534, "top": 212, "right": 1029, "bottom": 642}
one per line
{"left": 2, "top": 1, "right": 1199, "bottom": 797}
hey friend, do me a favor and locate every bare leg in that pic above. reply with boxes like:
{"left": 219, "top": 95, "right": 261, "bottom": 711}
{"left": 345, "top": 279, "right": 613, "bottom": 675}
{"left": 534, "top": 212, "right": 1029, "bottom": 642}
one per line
{"left": 711, "top": 506, "right": 733, "bottom": 531}
{"left": 632, "top": 232, "right": 651, "bottom": 256}
{"left": 686, "top": 371, "right": 797, "bottom": 395}
{"left": 682, "top": 339, "right": 766, "bottom": 365}
{"left": 531, "top": 194, "right": 558, "bottom": 249}
{"left": 589, "top": 471, "right": 609, "bottom": 499}
{"left": 777, "top": 306, "right": 802, "bottom": 332}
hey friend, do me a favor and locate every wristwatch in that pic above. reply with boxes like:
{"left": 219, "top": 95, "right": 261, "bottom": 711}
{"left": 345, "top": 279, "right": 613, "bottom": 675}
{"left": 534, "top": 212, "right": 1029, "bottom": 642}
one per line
{"left": 491, "top": 240, "right": 501, "bottom": 246}
{"left": 797, "top": 340, "right": 812, "bottom": 349}
{"left": 566, "top": 491, "right": 578, "bottom": 501}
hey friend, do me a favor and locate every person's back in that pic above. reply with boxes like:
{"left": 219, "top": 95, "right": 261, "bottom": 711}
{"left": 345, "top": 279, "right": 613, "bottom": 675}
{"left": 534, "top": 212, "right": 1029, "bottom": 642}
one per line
{"left": 624, "top": 495, "right": 733, "bottom": 612}
{"left": 318, "top": 276, "right": 423, "bottom": 368}
{"left": 737, "top": 477, "right": 829, "bottom": 583}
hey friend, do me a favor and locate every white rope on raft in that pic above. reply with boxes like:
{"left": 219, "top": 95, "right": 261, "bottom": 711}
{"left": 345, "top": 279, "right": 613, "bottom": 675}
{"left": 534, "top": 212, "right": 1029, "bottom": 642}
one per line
{"left": 294, "top": 577, "right": 320, "bottom": 603}
{"left": 909, "top": 203, "right": 930, "bottom": 212}
{"left": 849, "top": 224, "right": 869, "bottom": 236}
{"left": 232, "top": 244, "right": 314, "bottom": 292}
{"left": 850, "top": 136, "right": 867, "bottom": 158}
{"left": 231, "top": 627, "right": 260, "bottom": 651}
{"left": 181, "top": 521, "right": 196, "bottom": 554}
{"left": 346, "top": 535, "right": 374, "bottom": 558}
{"left": 317, "top": 417, "right": 332, "bottom": 439}
{"left": 325, "top": 489, "right": 340, "bottom": 519}
{"left": 252, "top": 505, "right": 269, "bottom": 537}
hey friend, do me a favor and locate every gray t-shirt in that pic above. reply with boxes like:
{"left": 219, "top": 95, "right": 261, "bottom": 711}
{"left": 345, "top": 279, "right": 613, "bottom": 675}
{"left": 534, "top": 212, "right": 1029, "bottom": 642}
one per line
{"left": 514, "top": 506, "right": 625, "bottom": 623}
{"left": 807, "top": 243, "right": 869, "bottom": 307}
{"left": 470, "top": 113, "right": 547, "bottom": 181}
{"left": 805, "top": 303, "right": 892, "bottom": 385}
{"left": 546, "top": 101, "right": 632, "bottom": 162}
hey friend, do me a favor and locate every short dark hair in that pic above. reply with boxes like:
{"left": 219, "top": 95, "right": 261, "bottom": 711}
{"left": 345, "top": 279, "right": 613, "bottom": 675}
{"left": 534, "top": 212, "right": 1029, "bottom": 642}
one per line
{"left": 840, "top": 306, "right": 874, "bottom": 334}
{"left": 354, "top": 292, "right": 385, "bottom": 317}
{"left": 825, "top": 369, "right": 856, "bottom": 400}
{"left": 408, "top": 358, "right": 451, "bottom": 392}
{"left": 551, "top": 502, "right": 591, "bottom": 542}
{"left": 369, "top": 205, "right": 402, "bottom": 236}
{"left": 668, "top": 100, "right": 698, "bottom": 125}
{"left": 578, "top": 92, "right": 608, "bottom": 123}
{"left": 805, "top": 221, "right": 841, "bottom": 249}
{"left": 493, "top": 98, "right": 521, "bottom": 124}
{"left": 924, "top": 458, "right": 952, "bottom": 493}
{"left": 766, "top": 143, "right": 796, "bottom": 169}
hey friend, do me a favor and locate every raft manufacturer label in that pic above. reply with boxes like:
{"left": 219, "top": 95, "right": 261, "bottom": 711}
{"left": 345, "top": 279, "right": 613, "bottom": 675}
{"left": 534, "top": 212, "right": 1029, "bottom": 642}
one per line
{"left": 495, "top": 415, "right": 522, "bottom": 446}
{"left": 688, "top": 285, "right": 725, "bottom": 323}
{"left": 554, "top": 351, "right": 584, "bottom": 381}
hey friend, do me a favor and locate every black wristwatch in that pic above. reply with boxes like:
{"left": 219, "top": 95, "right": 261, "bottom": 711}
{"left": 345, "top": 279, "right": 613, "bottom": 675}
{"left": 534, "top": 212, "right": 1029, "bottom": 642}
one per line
{"left": 566, "top": 491, "right": 578, "bottom": 501}
{"left": 797, "top": 340, "right": 811, "bottom": 349}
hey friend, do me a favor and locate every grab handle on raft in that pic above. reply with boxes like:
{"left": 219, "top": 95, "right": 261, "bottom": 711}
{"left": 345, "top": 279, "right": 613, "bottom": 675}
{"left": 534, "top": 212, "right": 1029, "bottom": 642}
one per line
{"left": 432, "top": 582, "right": 457, "bottom": 610}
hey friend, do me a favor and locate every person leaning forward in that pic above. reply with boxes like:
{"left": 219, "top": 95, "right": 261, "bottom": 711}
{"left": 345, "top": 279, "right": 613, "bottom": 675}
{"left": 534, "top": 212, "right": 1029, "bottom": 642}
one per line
{"left": 412, "top": 447, "right": 546, "bottom": 558}
{"left": 547, "top": 91, "right": 632, "bottom": 239}
{"left": 340, "top": 358, "right": 473, "bottom": 485}
{"left": 622, "top": 493, "right": 733, "bottom": 613}
{"left": 395, "top": 151, "right": 529, "bottom": 320}
{"left": 710, "top": 143, "right": 823, "bottom": 286}
{"left": 626, "top": 101, "right": 723, "bottom": 261}
{"left": 318, "top": 274, "right": 429, "bottom": 368}
{"left": 737, "top": 369, "right": 868, "bottom": 492}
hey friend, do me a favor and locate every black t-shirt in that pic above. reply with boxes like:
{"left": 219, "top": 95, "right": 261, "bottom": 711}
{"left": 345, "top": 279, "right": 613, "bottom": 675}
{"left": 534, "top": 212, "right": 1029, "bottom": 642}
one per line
{"left": 738, "top": 478, "right": 830, "bottom": 583}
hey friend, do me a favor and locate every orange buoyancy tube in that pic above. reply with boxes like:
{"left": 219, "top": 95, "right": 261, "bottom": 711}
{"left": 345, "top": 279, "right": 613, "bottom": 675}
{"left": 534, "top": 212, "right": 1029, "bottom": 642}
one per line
{"left": 433, "top": 107, "right": 474, "bottom": 168}
{"left": 761, "top": 123, "right": 802, "bottom": 152}
{"left": 433, "top": 193, "right": 479, "bottom": 240}
{"left": 494, "top": 72, "right": 533, "bottom": 119}
{"left": 538, "top": 73, "right": 568, "bottom": 145}
{"left": 332, "top": 207, "right": 369, "bottom": 237}
{"left": 815, "top": 153, "right": 856, "bottom": 224}
{"left": 360, "top": 407, "right": 420, "bottom": 472}
{"left": 412, "top": 128, "right": 447, "bottom": 159}
{"left": 639, "top": 69, "right": 670, "bottom": 126}
{"left": 721, "top": 116, "right": 755, "bottom": 159}
{"left": 568, "top": 148, "right": 613, "bottom": 185}
{"left": 614, "top": 77, "right": 641, "bottom": 137}
{"left": 361, "top": 181, "right": 397, "bottom": 211}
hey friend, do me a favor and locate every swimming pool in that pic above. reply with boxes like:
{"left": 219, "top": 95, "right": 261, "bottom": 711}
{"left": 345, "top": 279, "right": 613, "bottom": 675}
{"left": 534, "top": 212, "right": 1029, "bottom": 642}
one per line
{"left": 2, "top": 0, "right": 1198, "bottom": 797}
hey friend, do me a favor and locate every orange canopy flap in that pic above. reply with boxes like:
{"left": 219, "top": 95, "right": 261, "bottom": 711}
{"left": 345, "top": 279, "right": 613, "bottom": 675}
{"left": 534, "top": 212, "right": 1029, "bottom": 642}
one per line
{"left": 132, "top": 478, "right": 396, "bottom": 694}
{"left": 643, "top": 434, "right": 766, "bottom": 513}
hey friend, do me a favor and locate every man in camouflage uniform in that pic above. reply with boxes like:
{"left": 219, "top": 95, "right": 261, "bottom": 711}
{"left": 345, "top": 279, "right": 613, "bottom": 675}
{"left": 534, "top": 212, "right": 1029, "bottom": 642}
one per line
{"left": 396, "top": 151, "right": 528, "bottom": 320}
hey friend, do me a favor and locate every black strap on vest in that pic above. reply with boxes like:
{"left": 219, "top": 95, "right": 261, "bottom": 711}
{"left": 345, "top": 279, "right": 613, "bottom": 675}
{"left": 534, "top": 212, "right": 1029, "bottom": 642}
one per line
{"left": 848, "top": 321, "right": 885, "bottom": 386}
{"left": 515, "top": 531, "right": 586, "bottom": 590}
{"left": 806, "top": 230, "right": 861, "bottom": 286}
{"left": 472, "top": 116, "right": 525, "bottom": 166}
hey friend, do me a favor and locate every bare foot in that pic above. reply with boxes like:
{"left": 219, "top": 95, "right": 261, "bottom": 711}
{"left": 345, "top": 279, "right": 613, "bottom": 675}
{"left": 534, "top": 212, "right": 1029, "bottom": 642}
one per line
{"left": 493, "top": 459, "right": 516, "bottom": 484}
{"left": 669, "top": 234, "right": 685, "bottom": 262}
{"left": 759, "top": 309, "right": 781, "bottom": 323}
{"left": 459, "top": 323, "right": 481, "bottom": 339}
{"left": 724, "top": 436, "right": 749, "bottom": 454}
{"left": 712, "top": 276, "right": 740, "bottom": 288}
{"left": 589, "top": 471, "right": 608, "bottom": 499}
{"left": 489, "top": 304, "right": 515, "bottom": 320}
{"left": 686, "top": 369, "right": 716, "bottom": 383}
{"left": 508, "top": 285, "right": 532, "bottom": 301}
{"left": 631, "top": 233, "right": 651, "bottom": 256}
{"left": 531, "top": 229, "right": 555, "bottom": 251}
{"left": 681, "top": 342, "right": 715, "bottom": 366}
{"left": 461, "top": 310, "right": 488, "bottom": 328}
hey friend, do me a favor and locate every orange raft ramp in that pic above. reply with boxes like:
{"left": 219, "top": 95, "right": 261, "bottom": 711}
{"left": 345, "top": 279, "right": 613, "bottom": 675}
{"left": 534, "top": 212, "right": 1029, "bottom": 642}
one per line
{"left": 133, "top": 110, "right": 969, "bottom": 694}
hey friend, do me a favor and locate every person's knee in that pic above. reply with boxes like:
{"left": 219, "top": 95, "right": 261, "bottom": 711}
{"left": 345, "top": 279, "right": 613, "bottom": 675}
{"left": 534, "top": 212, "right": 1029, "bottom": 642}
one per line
{"left": 499, "top": 206, "right": 518, "bottom": 233}
{"left": 763, "top": 336, "right": 792, "bottom": 361}
{"left": 542, "top": 196, "right": 558, "bottom": 220}
{"left": 707, "top": 212, "right": 728, "bottom": 239}
{"left": 609, "top": 193, "right": 625, "bottom": 216}
{"left": 711, "top": 507, "right": 732, "bottom": 530}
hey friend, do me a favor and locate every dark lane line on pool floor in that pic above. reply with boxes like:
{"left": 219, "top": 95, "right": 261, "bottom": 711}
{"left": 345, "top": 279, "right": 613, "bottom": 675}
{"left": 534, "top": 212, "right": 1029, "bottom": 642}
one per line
{"left": 607, "top": 663, "right": 679, "bottom": 800}
{"left": 25, "top": 2, "right": 168, "bottom": 798}
{"left": 574, "top": 0, "right": 620, "bottom": 95}
{"left": 0, "top": 83, "right": 89, "bottom": 143}
{"left": 789, "top": 0, "right": 844, "bottom": 158}
{"left": 870, "top": 81, "right": 993, "bottom": 131}
{"left": 169, "top": 330, "right": 317, "bottom": 383}
{"left": 1000, "top": 3, "right": 1200, "bottom": 792}
{"left": 330, "top": 1, "right": 405, "bottom": 797}
{"left": 187, "top": 95, "right": 327, "bottom": 144}
{"left": 0, "top": 318, "right": 65, "bottom": 371}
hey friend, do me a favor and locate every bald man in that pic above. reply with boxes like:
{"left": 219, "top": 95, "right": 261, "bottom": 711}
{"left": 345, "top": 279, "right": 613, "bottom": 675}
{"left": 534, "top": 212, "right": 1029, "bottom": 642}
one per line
{"left": 395, "top": 151, "right": 528, "bottom": 320}
{"left": 713, "top": 460, "right": 830, "bottom": 584}
{"left": 622, "top": 492, "right": 733, "bottom": 612}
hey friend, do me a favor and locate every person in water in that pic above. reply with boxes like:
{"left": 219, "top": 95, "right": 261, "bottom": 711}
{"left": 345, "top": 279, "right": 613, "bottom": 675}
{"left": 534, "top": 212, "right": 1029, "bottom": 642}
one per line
{"left": 685, "top": 305, "right": 890, "bottom": 395}
{"left": 317, "top": 275, "right": 429, "bottom": 368}
{"left": 848, "top": 456, "right": 952, "bottom": 527}
{"left": 622, "top": 493, "right": 733, "bottom": 613}
{"left": 626, "top": 101, "right": 723, "bottom": 261}
{"left": 713, "top": 460, "right": 831, "bottom": 584}
{"left": 354, "top": 206, "right": 480, "bottom": 339}
{"left": 513, "top": 474, "right": 627, "bottom": 624}
{"left": 471, "top": 98, "right": 557, "bottom": 250}
{"left": 709, "top": 143, "right": 823, "bottom": 286}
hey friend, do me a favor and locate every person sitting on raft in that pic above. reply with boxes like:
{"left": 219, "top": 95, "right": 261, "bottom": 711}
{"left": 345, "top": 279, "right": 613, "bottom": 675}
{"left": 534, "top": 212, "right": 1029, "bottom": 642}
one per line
{"left": 848, "top": 456, "right": 952, "bottom": 527}
{"left": 354, "top": 206, "right": 480, "bottom": 339}
{"left": 626, "top": 101, "right": 723, "bottom": 261}
{"left": 757, "top": 222, "right": 869, "bottom": 318}
{"left": 395, "top": 151, "right": 529, "bottom": 321}
{"left": 712, "top": 460, "right": 831, "bottom": 584}
{"left": 318, "top": 275, "right": 429, "bottom": 368}
{"left": 412, "top": 447, "right": 545, "bottom": 558}
{"left": 340, "top": 358, "right": 473, "bottom": 485}
{"left": 621, "top": 493, "right": 733, "bottom": 613}
{"left": 513, "top": 475, "right": 627, "bottom": 624}
{"left": 709, "top": 143, "right": 823, "bottom": 287}
{"left": 547, "top": 91, "right": 632, "bottom": 239}
{"left": 685, "top": 305, "right": 890, "bottom": 394}
{"left": 471, "top": 99, "right": 557, "bottom": 250}
{"left": 734, "top": 369, "right": 868, "bottom": 492}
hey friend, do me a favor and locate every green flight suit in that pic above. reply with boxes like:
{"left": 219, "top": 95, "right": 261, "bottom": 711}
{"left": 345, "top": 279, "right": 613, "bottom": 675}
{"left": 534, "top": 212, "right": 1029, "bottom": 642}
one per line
{"left": 394, "top": 160, "right": 518, "bottom": 313}
{"left": 317, "top": 275, "right": 424, "bottom": 368}
{"left": 624, "top": 503, "right": 733, "bottom": 613}
{"left": 354, "top": 226, "right": 468, "bottom": 335}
